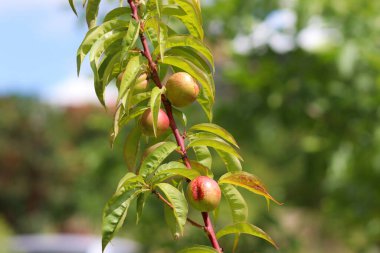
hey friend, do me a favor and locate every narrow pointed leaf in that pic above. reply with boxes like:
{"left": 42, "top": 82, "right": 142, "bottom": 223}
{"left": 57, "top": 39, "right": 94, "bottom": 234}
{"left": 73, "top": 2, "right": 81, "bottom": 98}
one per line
{"left": 163, "top": 0, "right": 203, "bottom": 39}
{"left": 149, "top": 87, "right": 163, "bottom": 137}
{"left": 123, "top": 125, "right": 142, "bottom": 172}
{"left": 104, "top": 7, "right": 131, "bottom": 22}
{"left": 68, "top": 0, "right": 78, "bottom": 16}
{"left": 155, "top": 183, "right": 188, "bottom": 237}
{"left": 86, "top": 0, "right": 101, "bottom": 28}
{"left": 177, "top": 245, "right": 219, "bottom": 253}
{"left": 189, "top": 160, "right": 213, "bottom": 177}
{"left": 155, "top": 35, "right": 214, "bottom": 71}
{"left": 192, "top": 146, "right": 212, "bottom": 169}
{"left": 77, "top": 20, "right": 129, "bottom": 75}
{"left": 151, "top": 168, "right": 200, "bottom": 184}
{"left": 188, "top": 137, "right": 243, "bottom": 161}
{"left": 110, "top": 105, "right": 124, "bottom": 146}
{"left": 131, "top": 91, "right": 152, "bottom": 106}
{"left": 216, "top": 222, "right": 279, "bottom": 249}
{"left": 188, "top": 123, "right": 239, "bottom": 148}
{"left": 115, "top": 172, "right": 139, "bottom": 191}
{"left": 122, "top": 19, "right": 140, "bottom": 57}
{"left": 102, "top": 183, "right": 144, "bottom": 251}
{"left": 220, "top": 184, "right": 248, "bottom": 223}
{"left": 216, "top": 150, "right": 242, "bottom": 172}
{"left": 101, "top": 51, "right": 122, "bottom": 90}
{"left": 153, "top": 161, "right": 188, "bottom": 176}
{"left": 119, "top": 55, "right": 146, "bottom": 100}
{"left": 136, "top": 191, "right": 150, "bottom": 224}
{"left": 219, "top": 171, "right": 282, "bottom": 205}
{"left": 171, "top": 107, "right": 187, "bottom": 126}
{"left": 139, "top": 141, "right": 178, "bottom": 177}
{"left": 119, "top": 106, "right": 148, "bottom": 126}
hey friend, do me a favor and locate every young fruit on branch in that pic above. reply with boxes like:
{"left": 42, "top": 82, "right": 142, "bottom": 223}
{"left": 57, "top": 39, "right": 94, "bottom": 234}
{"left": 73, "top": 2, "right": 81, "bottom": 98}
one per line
{"left": 187, "top": 176, "right": 221, "bottom": 212}
{"left": 139, "top": 108, "right": 170, "bottom": 137}
{"left": 165, "top": 72, "right": 199, "bottom": 107}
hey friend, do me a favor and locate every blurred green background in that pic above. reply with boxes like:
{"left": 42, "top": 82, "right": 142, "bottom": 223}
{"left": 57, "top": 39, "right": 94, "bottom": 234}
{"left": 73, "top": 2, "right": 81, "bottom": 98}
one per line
{"left": 1, "top": 0, "right": 380, "bottom": 252}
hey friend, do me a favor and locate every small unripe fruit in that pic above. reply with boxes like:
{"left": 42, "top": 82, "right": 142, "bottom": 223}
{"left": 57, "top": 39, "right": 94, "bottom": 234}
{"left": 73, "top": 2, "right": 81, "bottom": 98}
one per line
{"left": 186, "top": 176, "right": 221, "bottom": 212}
{"left": 135, "top": 73, "right": 149, "bottom": 91}
{"left": 116, "top": 72, "right": 148, "bottom": 91}
{"left": 139, "top": 108, "right": 170, "bottom": 137}
{"left": 165, "top": 72, "right": 199, "bottom": 107}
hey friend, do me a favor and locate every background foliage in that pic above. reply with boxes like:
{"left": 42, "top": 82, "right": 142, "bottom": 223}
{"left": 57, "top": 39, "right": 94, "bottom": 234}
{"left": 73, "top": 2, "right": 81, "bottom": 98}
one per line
{"left": 1, "top": 0, "right": 380, "bottom": 252}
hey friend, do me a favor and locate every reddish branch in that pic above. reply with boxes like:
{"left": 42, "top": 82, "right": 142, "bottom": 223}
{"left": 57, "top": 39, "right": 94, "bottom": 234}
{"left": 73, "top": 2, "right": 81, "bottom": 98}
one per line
{"left": 127, "top": 0, "right": 222, "bottom": 252}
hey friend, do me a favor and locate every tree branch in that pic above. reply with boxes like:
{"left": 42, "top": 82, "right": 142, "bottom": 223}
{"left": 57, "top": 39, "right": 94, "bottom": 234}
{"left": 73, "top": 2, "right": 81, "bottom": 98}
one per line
{"left": 128, "top": 1, "right": 222, "bottom": 251}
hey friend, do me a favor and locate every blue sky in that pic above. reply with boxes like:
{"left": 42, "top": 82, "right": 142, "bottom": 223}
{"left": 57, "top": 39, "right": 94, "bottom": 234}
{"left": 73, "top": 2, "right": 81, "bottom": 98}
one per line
{"left": 0, "top": 0, "right": 112, "bottom": 105}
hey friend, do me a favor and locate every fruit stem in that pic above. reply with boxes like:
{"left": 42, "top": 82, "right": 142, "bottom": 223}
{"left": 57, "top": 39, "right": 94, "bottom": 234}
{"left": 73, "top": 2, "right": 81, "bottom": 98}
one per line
{"left": 128, "top": 1, "right": 222, "bottom": 251}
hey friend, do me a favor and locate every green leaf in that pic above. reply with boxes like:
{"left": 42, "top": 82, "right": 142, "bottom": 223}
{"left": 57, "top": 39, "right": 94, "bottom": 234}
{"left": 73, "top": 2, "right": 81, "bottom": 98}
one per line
{"left": 188, "top": 123, "right": 239, "bottom": 148}
{"left": 123, "top": 125, "right": 142, "bottom": 172}
{"left": 101, "top": 51, "right": 122, "bottom": 93}
{"left": 152, "top": 168, "right": 200, "bottom": 184}
{"left": 77, "top": 20, "right": 129, "bottom": 75}
{"left": 121, "top": 19, "right": 141, "bottom": 58}
{"left": 189, "top": 160, "right": 213, "bottom": 177}
{"left": 171, "top": 107, "right": 187, "bottom": 126}
{"left": 136, "top": 191, "right": 150, "bottom": 224}
{"left": 110, "top": 104, "right": 124, "bottom": 146}
{"left": 131, "top": 91, "right": 152, "bottom": 106}
{"left": 68, "top": 0, "right": 78, "bottom": 16}
{"left": 215, "top": 150, "right": 242, "bottom": 172}
{"left": 177, "top": 245, "right": 219, "bottom": 253}
{"left": 220, "top": 184, "right": 248, "bottom": 223}
{"left": 188, "top": 136, "right": 243, "bottom": 161}
{"left": 218, "top": 171, "right": 282, "bottom": 205}
{"left": 153, "top": 161, "right": 188, "bottom": 175}
{"left": 149, "top": 87, "right": 163, "bottom": 137}
{"left": 163, "top": 0, "right": 203, "bottom": 39}
{"left": 192, "top": 146, "right": 212, "bottom": 169}
{"left": 139, "top": 141, "right": 178, "bottom": 177}
{"left": 160, "top": 55, "right": 214, "bottom": 121}
{"left": 119, "top": 106, "right": 148, "bottom": 127}
{"left": 155, "top": 183, "right": 188, "bottom": 237}
{"left": 164, "top": 203, "right": 181, "bottom": 239}
{"left": 115, "top": 172, "right": 140, "bottom": 191}
{"left": 155, "top": 35, "right": 214, "bottom": 71}
{"left": 86, "top": 0, "right": 101, "bottom": 28}
{"left": 103, "top": 7, "right": 131, "bottom": 22}
{"left": 102, "top": 182, "right": 145, "bottom": 251}
{"left": 119, "top": 55, "right": 146, "bottom": 100}
{"left": 216, "top": 222, "right": 279, "bottom": 249}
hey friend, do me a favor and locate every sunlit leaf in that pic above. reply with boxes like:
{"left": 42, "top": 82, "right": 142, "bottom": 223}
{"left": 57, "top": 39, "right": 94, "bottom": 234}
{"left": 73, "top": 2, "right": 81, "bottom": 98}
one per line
{"left": 155, "top": 183, "right": 188, "bottom": 237}
{"left": 153, "top": 161, "right": 188, "bottom": 176}
{"left": 119, "top": 106, "right": 148, "bottom": 127}
{"left": 162, "top": 0, "right": 203, "bottom": 39}
{"left": 218, "top": 171, "right": 282, "bottom": 205}
{"left": 110, "top": 104, "right": 124, "bottom": 146}
{"left": 215, "top": 150, "right": 242, "bottom": 172}
{"left": 216, "top": 222, "right": 279, "bottom": 249}
{"left": 171, "top": 107, "right": 187, "bottom": 127}
{"left": 104, "top": 7, "right": 131, "bottom": 22}
{"left": 220, "top": 184, "right": 248, "bottom": 223}
{"left": 68, "top": 0, "right": 78, "bottom": 16}
{"left": 177, "top": 245, "right": 219, "bottom": 253}
{"left": 77, "top": 20, "right": 129, "bottom": 75}
{"left": 123, "top": 125, "right": 142, "bottom": 172}
{"left": 121, "top": 19, "right": 140, "bottom": 58}
{"left": 192, "top": 146, "right": 212, "bottom": 169}
{"left": 102, "top": 181, "right": 145, "bottom": 251}
{"left": 151, "top": 168, "right": 199, "bottom": 184}
{"left": 189, "top": 160, "right": 213, "bottom": 177}
{"left": 187, "top": 136, "right": 242, "bottom": 161}
{"left": 188, "top": 123, "right": 239, "bottom": 148}
{"left": 155, "top": 35, "right": 214, "bottom": 71}
{"left": 86, "top": 0, "right": 101, "bottom": 28}
{"left": 139, "top": 141, "right": 178, "bottom": 177}
{"left": 119, "top": 55, "right": 146, "bottom": 100}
